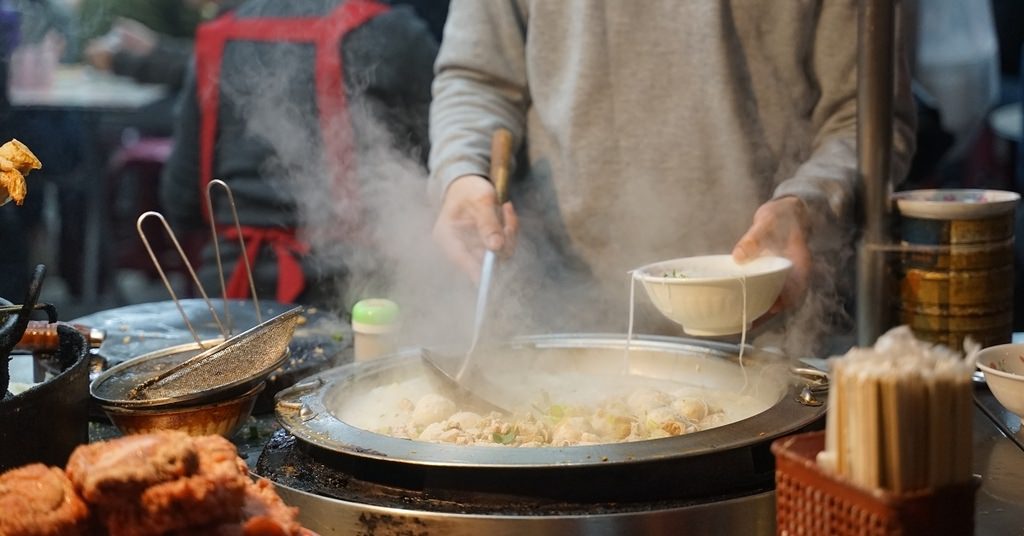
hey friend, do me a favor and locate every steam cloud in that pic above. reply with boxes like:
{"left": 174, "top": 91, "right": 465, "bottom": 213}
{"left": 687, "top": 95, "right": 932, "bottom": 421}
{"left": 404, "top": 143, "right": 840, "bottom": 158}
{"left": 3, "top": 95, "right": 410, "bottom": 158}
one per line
{"left": 222, "top": 35, "right": 854, "bottom": 361}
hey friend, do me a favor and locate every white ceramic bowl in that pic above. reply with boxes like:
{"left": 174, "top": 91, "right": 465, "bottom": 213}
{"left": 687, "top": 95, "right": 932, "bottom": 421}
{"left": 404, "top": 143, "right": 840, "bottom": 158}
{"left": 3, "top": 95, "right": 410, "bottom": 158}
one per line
{"left": 633, "top": 255, "right": 792, "bottom": 336}
{"left": 976, "top": 343, "right": 1024, "bottom": 421}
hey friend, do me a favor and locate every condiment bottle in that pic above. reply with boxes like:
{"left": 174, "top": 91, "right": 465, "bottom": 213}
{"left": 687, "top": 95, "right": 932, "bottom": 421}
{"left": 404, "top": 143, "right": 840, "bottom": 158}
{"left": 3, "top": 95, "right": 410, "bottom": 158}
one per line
{"left": 351, "top": 299, "right": 399, "bottom": 362}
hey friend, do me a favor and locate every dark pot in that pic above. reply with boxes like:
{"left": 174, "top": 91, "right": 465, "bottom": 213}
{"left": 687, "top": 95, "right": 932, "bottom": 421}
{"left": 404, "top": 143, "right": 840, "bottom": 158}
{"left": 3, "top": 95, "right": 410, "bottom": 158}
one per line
{"left": 0, "top": 324, "right": 90, "bottom": 471}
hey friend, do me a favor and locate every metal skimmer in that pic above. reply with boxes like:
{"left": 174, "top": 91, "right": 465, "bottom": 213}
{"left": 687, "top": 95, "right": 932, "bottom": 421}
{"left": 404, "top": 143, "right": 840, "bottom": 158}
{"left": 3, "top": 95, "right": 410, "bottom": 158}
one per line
{"left": 117, "top": 180, "right": 299, "bottom": 406}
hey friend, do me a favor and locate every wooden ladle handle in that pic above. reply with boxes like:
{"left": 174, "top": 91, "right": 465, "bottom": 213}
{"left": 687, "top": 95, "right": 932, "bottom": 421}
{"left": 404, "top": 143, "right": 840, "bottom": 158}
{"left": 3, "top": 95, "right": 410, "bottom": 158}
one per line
{"left": 489, "top": 128, "right": 513, "bottom": 205}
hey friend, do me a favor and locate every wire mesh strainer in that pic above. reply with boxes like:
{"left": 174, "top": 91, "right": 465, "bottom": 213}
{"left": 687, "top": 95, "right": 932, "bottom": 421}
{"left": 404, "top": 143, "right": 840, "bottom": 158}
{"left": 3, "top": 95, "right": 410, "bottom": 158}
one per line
{"left": 122, "top": 306, "right": 302, "bottom": 405}
{"left": 102, "top": 180, "right": 301, "bottom": 408}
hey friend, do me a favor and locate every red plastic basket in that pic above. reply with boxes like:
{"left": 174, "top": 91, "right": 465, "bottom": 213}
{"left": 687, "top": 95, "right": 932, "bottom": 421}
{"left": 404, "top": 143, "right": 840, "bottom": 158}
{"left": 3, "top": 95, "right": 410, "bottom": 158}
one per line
{"left": 772, "top": 431, "right": 977, "bottom": 536}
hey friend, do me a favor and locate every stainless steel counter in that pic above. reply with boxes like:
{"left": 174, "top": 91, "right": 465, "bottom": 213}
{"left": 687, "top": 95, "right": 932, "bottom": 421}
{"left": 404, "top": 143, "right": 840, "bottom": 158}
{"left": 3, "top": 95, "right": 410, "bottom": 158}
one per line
{"left": 974, "top": 387, "right": 1024, "bottom": 535}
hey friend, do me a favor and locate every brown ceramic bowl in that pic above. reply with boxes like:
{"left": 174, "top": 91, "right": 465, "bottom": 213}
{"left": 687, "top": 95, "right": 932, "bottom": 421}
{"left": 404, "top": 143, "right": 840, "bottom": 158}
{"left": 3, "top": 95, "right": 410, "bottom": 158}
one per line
{"left": 100, "top": 382, "right": 265, "bottom": 438}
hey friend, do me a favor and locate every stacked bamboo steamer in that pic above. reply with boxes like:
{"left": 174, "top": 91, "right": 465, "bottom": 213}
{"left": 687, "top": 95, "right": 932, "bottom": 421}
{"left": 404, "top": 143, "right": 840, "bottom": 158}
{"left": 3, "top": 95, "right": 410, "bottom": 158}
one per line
{"left": 895, "top": 189, "right": 1020, "bottom": 350}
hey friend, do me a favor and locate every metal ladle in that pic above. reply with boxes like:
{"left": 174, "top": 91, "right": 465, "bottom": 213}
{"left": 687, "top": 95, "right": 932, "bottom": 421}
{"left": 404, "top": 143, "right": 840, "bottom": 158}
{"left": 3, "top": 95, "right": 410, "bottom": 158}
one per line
{"left": 422, "top": 128, "right": 514, "bottom": 412}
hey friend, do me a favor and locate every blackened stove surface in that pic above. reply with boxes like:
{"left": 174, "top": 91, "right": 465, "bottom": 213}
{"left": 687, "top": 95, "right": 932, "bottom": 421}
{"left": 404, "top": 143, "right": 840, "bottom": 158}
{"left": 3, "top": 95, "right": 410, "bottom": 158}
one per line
{"left": 255, "top": 429, "right": 774, "bottom": 516}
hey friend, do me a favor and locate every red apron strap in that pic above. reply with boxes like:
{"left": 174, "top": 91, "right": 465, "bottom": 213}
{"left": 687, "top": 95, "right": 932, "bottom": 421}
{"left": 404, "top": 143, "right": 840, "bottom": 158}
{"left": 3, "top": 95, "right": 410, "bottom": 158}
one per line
{"left": 221, "top": 226, "right": 310, "bottom": 303}
{"left": 192, "top": 0, "right": 389, "bottom": 303}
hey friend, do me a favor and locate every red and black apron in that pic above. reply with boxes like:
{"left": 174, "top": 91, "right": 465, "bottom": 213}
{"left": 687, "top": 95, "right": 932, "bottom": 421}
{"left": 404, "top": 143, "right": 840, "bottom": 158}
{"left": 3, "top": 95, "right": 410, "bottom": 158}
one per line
{"left": 194, "top": 0, "right": 387, "bottom": 303}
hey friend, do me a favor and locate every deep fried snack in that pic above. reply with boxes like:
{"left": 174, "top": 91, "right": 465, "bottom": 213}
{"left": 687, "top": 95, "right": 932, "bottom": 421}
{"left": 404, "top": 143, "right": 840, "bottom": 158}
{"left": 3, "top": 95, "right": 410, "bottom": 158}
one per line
{"left": 239, "top": 479, "right": 303, "bottom": 535}
{"left": 0, "top": 139, "right": 42, "bottom": 206}
{"left": 99, "top": 435, "right": 251, "bottom": 536}
{"left": 66, "top": 430, "right": 200, "bottom": 505}
{"left": 165, "top": 478, "right": 304, "bottom": 536}
{"left": 0, "top": 463, "right": 90, "bottom": 536}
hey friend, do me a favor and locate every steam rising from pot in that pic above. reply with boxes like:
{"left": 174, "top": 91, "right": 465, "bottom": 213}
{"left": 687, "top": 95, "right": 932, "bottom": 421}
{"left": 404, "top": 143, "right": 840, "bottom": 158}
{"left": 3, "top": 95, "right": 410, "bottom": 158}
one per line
{"left": 222, "top": 35, "right": 856, "bottom": 361}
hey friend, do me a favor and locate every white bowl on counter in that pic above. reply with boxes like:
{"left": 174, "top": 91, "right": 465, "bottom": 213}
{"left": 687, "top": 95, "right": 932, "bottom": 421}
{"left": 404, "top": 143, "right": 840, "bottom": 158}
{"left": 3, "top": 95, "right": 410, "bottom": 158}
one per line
{"left": 633, "top": 255, "right": 792, "bottom": 337}
{"left": 976, "top": 343, "right": 1024, "bottom": 422}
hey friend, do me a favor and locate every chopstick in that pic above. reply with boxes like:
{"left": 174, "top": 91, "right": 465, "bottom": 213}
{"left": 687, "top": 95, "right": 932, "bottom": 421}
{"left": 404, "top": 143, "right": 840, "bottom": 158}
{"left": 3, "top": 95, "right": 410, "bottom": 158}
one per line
{"left": 820, "top": 327, "right": 974, "bottom": 493}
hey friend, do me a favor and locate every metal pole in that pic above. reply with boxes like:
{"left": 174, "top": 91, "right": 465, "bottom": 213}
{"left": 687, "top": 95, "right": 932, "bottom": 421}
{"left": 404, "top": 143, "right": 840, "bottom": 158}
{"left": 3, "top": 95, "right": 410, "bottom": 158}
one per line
{"left": 856, "top": 0, "right": 896, "bottom": 346}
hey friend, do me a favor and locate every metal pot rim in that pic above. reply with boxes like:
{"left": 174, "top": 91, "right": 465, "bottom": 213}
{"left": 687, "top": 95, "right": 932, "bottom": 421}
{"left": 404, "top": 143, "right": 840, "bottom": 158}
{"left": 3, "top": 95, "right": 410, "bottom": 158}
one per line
{"left": 100, "top": 381, "right": 265, "bottom": 415}
{"left": 276, "top": 333, "right": 826, "bottom": 469}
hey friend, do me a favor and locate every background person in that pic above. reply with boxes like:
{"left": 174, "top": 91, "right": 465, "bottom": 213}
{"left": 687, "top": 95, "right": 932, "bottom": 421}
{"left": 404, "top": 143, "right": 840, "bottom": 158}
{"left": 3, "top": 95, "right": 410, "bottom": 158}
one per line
{"left": 160, "top": 0, "right": 438, "bottom": 307}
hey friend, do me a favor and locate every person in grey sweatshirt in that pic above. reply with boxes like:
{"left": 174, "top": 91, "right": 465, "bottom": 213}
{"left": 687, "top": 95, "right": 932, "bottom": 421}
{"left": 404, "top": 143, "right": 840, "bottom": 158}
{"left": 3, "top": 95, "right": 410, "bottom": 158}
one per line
{"left": 429, "top": 0, "right": 916, "bottom": 339}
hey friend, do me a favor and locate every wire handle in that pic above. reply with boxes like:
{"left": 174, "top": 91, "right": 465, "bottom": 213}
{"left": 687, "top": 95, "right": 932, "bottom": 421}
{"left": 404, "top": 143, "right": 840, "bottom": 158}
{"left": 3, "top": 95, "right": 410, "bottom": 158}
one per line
{"left": 136, "top": 211, "right": 227, "bottom": 346}
{"left": 205, "top": 179, "right": 263, "bottom": 331}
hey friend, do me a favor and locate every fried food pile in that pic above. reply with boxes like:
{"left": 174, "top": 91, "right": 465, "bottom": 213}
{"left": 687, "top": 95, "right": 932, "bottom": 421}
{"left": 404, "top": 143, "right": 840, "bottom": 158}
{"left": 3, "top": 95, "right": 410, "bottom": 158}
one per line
{"left": 0, "top": 432, "right": 310, "bottom": 536}
{"left": 0, "top": 139, "right": 42, "bottom": 206}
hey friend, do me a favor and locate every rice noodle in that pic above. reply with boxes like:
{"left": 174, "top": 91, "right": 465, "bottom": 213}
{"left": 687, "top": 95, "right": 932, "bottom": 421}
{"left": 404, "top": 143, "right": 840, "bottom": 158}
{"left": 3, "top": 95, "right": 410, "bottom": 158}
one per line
{"left": 738, "top": 274, "right": 749, "bottom": 393}
{"left": 624, "top": 271, "right": 638, "bottom": 375}
{"left": 627, "top": 268, "right": 751, "bottom": 393}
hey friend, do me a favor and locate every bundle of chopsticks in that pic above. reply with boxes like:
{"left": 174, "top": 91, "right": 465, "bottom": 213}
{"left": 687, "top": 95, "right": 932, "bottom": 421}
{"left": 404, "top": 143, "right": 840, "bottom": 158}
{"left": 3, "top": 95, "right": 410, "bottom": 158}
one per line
{"left": 817, "top": 326, "right": 978, "bottom": 494}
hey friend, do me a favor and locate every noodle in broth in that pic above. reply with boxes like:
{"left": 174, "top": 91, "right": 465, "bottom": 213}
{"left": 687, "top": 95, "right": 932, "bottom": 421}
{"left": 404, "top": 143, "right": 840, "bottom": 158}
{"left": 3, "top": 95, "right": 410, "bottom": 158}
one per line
{"left": 626, "top": 267, "right": 750, "bottom": 394}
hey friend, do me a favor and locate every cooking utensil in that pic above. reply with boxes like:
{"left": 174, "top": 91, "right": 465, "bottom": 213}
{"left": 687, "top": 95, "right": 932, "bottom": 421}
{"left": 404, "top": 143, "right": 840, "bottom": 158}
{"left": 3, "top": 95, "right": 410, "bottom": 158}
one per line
{"left": 100, "top": 381, "right": 265, "bottom": 437}
{"left": 276, "top": 333, "right": 825, "bottom": 470}
{"left": 127, "top": 181, "right": 299, "bottom": 404}
{"left": 125, "top": 306, "right": 302, "bottom": 402}
{"left": 421, "top": 129, "right": 513, "bottom": 410}
{"left": 207, "top": 178, "right": 262, "bottom": 333}
{"left": 1, "top": 264, "right": 48, "bottom": 395}
{"left": 0, "top": 324, "right": 91, "bottom": 472}
{"left": 137, "top": 210, "right": 228, "bottom": 347}
{"left": 468, "top": 128, "right": 513, "bottom": 357}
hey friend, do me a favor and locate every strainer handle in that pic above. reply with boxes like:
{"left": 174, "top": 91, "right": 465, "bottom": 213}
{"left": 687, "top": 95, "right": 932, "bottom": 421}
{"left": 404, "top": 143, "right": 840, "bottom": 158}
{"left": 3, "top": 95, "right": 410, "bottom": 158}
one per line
{"left": 136, "top": 211, "right": 227, "bottom": 346}
{"left": 206, "top": 179, "right": 263, "bottom": 332}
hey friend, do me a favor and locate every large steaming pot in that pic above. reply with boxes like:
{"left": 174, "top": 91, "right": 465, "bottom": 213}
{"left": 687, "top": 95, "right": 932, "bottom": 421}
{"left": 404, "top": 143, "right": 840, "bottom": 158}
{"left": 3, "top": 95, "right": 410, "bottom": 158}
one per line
{"left": 270, "top": 334, "right": 827, "bottom": 535}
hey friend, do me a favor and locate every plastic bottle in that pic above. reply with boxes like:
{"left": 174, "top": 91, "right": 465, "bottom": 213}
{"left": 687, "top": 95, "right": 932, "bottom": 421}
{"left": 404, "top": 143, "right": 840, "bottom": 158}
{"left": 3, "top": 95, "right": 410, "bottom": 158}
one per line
{"left": 351, "top": 299, "right": 399, "bottom": 362}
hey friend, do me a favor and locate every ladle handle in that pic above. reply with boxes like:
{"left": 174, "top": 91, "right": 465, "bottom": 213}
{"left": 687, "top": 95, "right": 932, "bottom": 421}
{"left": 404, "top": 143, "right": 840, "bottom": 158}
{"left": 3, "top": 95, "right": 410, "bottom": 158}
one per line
{"left": 490, "top": 129, "right": 513, "bottom": 205}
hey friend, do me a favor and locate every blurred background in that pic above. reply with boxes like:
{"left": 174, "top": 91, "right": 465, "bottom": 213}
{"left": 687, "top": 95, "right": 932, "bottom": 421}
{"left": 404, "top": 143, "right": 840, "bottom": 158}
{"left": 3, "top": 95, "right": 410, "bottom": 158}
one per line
{"left": 0, "top": 0, "right": 450, "bottom": 320}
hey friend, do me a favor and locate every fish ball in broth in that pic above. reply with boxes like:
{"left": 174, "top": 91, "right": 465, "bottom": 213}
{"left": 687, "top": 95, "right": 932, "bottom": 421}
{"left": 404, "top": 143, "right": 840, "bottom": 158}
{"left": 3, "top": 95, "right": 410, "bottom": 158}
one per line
{"left": 411, "top": 394, "right": 456, "bottom": 427}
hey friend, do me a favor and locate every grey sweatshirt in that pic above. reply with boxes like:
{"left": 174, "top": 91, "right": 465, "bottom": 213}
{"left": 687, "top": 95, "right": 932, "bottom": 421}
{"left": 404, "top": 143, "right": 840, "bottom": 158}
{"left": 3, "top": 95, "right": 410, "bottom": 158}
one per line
{"left": 429, "top": 0, "right": 916, "bottom": 312}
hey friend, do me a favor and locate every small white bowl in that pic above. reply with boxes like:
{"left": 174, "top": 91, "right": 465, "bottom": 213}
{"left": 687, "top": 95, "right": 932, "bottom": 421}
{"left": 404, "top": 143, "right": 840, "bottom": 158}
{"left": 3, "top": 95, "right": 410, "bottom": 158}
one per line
{"left": 633, "top": 255, "right": 792, "bottom": 336}
{"left": 976, "top": 343, "right": 1024, "bottom": 421}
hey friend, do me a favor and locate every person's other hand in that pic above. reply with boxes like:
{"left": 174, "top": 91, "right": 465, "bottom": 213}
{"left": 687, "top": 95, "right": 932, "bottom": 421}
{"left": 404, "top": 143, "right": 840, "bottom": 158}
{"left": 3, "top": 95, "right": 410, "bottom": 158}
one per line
{"left": 731, "top": 196, "right": 811, "bottom": 313}
{"left": 83, "top": 40, "right": 115, "bottom": 71}
{"left": 113, "top": 18, "right": 158, "bottom": 56}
{"left": 432, "top": 174, "right": 519, "bottom": 284}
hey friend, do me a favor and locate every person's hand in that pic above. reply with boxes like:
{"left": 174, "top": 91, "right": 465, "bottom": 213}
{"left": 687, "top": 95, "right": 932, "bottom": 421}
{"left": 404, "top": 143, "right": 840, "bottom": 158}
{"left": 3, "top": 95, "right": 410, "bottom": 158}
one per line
{"left": 432, "top": 174, "right": 519, "bottom": 284}
{"left": 732, "top": 196, "right": 811, "bottom": 314}
{"left": 113, "top": 18, "right": 158, "bottom": 56}
{"left": 83, "top": 39, "right": 115, "bottom": 72}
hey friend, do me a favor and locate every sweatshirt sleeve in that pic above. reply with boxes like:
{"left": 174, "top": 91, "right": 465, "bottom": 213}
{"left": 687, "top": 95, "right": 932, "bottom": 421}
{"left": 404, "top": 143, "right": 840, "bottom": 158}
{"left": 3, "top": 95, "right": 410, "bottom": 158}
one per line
{"left": 111, "top": 37, "right": 193, "bottom": 89}
{"left": 772, "top": 0, "right": 916, "bottom": 227}
{"left": 427, "top": 0, "right": 530, "bottom": 202}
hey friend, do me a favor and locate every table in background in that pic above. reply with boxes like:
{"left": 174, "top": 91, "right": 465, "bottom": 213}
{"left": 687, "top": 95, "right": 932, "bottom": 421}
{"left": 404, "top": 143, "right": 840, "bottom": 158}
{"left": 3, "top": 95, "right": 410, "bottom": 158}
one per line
{"left": 10, "top": 65, "right": 168, "bottom": 306}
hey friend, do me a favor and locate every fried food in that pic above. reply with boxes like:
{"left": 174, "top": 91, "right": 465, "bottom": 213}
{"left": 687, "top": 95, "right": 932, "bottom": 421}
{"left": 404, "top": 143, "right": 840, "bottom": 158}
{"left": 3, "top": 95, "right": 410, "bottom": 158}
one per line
{"left": 171, "top": 479, "right": 305, "bottom": 536}
{"left": 0, "top": 139, "right": 42, "bottom": 206}
{"left": 238, "top": 479, "right": 303, "bottom": 535}
{"left": 0, "top": 463, "right": 91, "bottom": 536}
{"left": 6, "top": 432, "right": 309, "bottom": 536}
{"left": 71, "top": 433, "right": 252, "bottom": 536}
{"left": 66, "top": 431, "right": 200, "bottom": 505}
